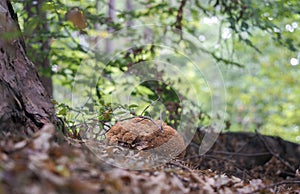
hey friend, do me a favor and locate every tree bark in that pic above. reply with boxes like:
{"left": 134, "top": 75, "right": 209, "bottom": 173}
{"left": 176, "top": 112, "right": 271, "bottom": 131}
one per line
{"left": 0, "top": 0, "right": 57, "bottom": 134}
{"left": 126, "top": 0, "right": 133, "bottom": 27}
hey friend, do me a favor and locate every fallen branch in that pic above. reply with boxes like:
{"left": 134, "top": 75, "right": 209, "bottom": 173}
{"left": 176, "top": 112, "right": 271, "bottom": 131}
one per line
{"left": 255, "top": 130, "right": 295, "bottom": 172}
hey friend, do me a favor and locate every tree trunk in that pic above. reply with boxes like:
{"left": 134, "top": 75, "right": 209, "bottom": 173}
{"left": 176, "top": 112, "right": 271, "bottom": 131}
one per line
{"left": 106, "top": 0, "right": 115, "bottom": 53}
{"left": 24, "top": 0, "right": 53, "bottom": 97}
{"left": 0, "top": 0, "right": 57, "bottom": 134}
{"left": 126, "top": 0, "right": 133, "bottom": 27}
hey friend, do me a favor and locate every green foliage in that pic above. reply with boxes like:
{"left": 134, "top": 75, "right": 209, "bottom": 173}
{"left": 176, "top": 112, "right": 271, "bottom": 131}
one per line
{"left": 12, "top": 0, "right": 300, "bottom": 142}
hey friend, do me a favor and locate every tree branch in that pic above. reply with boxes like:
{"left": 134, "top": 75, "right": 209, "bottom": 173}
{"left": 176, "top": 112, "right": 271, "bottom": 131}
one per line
{"left": 175, "top": 0, "right": 188, "bottom": 31}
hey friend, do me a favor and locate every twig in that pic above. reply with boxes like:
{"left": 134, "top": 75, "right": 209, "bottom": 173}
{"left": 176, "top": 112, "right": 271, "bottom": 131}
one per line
{"left": 255, "top": 130, "right": 295, "bottom": 172}
{"left": 140, "top": 97, "right": 160, "bottom": 116}
{"left": 187, "top": 154, "right": 254, "bottom": 179}
{"left": 248, "top": 180, "right": 300, "bottom": 194}
{"left": 206, "top": 48, "right": 244, "bottom": 67}
{"left": 167, "top": 161, "right": 205, "bottom": 184}
{"left": 211, "top": 150, "right": 271, "bottom": 157}
{"left": 116, "top": 98, "right": 164, "bottom": 132}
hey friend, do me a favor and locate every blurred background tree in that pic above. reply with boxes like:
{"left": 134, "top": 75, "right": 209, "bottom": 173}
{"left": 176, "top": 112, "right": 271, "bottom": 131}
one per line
{"left": 12, "top": 0, "right": 300, "bottom": 143}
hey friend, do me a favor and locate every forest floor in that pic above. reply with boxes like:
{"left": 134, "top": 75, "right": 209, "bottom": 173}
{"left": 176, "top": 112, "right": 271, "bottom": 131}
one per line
{"left": 0, "top": 124, "right": 299, "bottom": 194}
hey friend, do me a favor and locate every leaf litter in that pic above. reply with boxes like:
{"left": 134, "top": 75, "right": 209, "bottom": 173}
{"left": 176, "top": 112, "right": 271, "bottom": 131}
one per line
{"left": 0, "top": 123, "right": 299, "bottom": 194}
